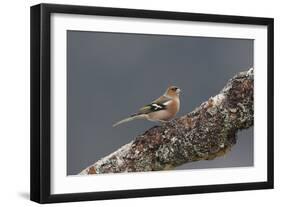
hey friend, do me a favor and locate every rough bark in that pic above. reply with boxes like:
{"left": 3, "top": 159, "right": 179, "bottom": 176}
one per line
{"left": 80, "top": 68, "right": 254, "bottom": 175}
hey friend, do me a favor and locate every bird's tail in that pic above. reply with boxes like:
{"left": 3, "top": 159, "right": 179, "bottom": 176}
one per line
{"left": 113, "top": 114, "right": 146, "bottom": 127}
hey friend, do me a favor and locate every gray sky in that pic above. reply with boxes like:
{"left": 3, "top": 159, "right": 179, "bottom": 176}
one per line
{"left": 67, "top": 31, "right": 253, "bottom": 175}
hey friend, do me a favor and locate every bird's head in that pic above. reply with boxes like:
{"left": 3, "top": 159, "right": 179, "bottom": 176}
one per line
{"left": 165, "top": 86, "right": 181, "bottom": 98}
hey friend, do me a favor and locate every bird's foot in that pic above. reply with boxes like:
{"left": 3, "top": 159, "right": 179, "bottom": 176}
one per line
{"left": 157, "top": 119, "right": 177, "bottom": 128}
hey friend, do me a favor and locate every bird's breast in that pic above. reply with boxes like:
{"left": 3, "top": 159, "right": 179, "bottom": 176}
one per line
{"left": 167, "top": 98, "right": 180, "bottom": 114}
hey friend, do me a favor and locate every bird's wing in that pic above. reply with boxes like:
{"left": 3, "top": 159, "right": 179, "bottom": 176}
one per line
{"left": 137, "top": 96, "right": 172, "bottom": 114}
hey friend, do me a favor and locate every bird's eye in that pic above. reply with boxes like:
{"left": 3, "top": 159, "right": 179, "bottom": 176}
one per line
{"left": 172, "top": 87, "right": 178, "bottom": 91}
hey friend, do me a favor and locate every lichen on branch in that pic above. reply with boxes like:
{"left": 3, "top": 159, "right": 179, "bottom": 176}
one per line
{"left": 80, "top": 68, "right": 254, "bottom": 175}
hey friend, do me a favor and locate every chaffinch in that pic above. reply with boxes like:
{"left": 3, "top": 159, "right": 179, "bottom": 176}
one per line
{"left": 113, "top": 86, "right": 181, "bottom": 127}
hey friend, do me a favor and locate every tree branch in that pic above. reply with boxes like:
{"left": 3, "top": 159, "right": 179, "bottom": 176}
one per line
{"left": 80, "top": 68, "right": 254, "bottom": 175}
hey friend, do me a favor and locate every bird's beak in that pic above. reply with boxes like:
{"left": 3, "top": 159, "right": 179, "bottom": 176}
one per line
{"left": 176, "top": 88, "right": 181, "bottom": 94}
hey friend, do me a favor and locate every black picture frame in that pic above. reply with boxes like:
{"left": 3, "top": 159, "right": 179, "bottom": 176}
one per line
{"left": 30, "top": 3, "right": 274, "bottom": 204}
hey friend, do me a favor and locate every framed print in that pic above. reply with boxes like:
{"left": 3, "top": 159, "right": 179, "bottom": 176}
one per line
{"left": 30, "top": 3, "right": 274, "bottom": 203}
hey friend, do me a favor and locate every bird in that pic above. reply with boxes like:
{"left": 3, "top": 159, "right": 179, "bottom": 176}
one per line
{"left": 113, "top": 86, "right": 181, "bottom": 127}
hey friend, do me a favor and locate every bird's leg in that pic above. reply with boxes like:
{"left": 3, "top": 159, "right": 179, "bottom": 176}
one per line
{"left": 158, "top": 119, "right": 177, "bottom": 128}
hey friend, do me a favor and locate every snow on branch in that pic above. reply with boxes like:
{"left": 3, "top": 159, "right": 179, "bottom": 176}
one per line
{"left": 80, "top": 68, "right": 254, "bottom": 175}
